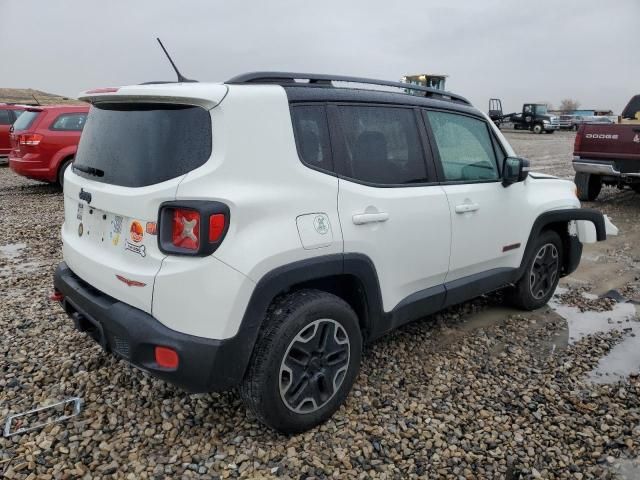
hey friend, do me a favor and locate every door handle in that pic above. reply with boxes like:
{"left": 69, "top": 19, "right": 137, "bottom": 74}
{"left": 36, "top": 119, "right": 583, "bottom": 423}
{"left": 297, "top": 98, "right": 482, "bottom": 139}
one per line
{"left": 352, "top": 212, "right": 389, "bottom": 225}
{"left": 455, "top": 203, "right": 480, "bottom": 214}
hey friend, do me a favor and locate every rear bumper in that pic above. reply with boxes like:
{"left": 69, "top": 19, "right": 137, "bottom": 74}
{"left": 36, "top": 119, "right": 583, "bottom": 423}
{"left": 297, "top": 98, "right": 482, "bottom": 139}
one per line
{"left": 9, "top": 152, "right": 55, "bottom": 182}
{"left": 573, "top": 158, "right": 640, "bottom": 178}
{"left": 53, "top": 262, "right": 246, "bottom": 392}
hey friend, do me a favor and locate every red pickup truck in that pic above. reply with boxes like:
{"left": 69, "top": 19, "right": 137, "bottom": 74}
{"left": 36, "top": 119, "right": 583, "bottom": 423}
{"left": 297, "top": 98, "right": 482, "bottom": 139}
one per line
{"left": 573, "top": 95, "right": 640, "bottom": 200}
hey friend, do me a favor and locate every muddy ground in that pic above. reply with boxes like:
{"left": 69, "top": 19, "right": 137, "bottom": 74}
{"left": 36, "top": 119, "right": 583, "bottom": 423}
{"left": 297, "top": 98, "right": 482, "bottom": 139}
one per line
{"left": 0, "top": 129, "right": 639, "bottom": 479}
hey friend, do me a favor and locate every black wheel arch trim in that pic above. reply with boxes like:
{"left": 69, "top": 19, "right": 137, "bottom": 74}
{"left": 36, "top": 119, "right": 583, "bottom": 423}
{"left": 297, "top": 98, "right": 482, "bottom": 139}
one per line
{"left": 517, "top": 208, "right": 605, "bottom": 280}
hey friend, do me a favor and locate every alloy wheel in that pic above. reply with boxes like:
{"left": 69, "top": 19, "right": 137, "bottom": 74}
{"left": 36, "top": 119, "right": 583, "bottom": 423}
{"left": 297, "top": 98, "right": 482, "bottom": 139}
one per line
{"left": 529, "top": 243, "right": 559, "bottom": 300}
{"left": 279, "top": 319, "right": 350, "bottom": 414}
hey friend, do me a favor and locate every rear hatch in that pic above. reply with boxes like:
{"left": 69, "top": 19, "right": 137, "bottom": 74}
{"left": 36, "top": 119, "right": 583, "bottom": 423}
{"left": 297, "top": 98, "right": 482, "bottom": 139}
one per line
{"left": 62, "top": 84, "right": 227, "bottom": 313}
{"left": 576, "top": 124, "right": 640, "bottom": 171}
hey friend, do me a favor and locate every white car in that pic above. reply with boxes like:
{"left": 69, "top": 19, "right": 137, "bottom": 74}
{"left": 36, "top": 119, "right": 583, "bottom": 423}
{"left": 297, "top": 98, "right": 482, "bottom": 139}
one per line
{"left": 53, "top": 73, "right": 610, "bottom": 433}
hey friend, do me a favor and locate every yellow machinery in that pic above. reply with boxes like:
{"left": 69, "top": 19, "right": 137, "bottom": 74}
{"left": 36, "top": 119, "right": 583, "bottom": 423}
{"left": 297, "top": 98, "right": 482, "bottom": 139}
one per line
{"left": 401, "top": 74, "right": 448, "bottom": 92}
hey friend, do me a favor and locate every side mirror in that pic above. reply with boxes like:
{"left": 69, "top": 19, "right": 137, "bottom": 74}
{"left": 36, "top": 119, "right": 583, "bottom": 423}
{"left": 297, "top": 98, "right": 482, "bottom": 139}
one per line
{"left": 502, "top": 157, "right": 529, "bottom": 186}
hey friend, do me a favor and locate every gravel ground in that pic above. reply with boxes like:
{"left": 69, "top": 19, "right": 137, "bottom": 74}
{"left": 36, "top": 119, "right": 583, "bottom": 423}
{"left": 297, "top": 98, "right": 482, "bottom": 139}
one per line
{"left": 1, "top": 130, "right": 640, "bottom": 479}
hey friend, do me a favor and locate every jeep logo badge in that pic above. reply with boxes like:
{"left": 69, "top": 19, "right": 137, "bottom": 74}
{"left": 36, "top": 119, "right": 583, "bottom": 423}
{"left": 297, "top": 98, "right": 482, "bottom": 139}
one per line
{"left": 79, "top": 188, "right": 92, "bottom": 204}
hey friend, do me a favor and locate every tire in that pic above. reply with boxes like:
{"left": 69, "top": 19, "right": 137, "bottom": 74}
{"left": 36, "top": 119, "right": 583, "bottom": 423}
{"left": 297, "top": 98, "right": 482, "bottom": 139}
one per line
{"left": 574, "top": 172, "right": 602, "bottom": 201}
{"left": 57, "top": 157, "right": 73, "bottom": 190}
{"left": 573, "top": 124, "right": 579, "bottom": 131}
{"left": 508, "top": 230, "right": 563, "bottom": 310}
{"left": 631, "top": 184, "right": 640, "bottom": 194}
{"left": 532, "top": 124, "right": 544, "bottom": 134}
{"left": 240, "top": 289, "right": 362, "bottom": 433}
{"left": 547, "top": 130, "right": 555, "bottom": 134}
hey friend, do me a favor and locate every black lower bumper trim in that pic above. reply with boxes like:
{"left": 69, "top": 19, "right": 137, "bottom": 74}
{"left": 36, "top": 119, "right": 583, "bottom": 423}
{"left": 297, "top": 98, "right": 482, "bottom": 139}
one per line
{"left": 53, "top": 262, "right": 244, "bottom": 393}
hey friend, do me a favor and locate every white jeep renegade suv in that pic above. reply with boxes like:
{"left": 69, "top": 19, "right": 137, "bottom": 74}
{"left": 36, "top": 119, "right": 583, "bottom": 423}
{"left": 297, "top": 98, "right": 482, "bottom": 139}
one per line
{"left": 53, "top": 73, "right": 611, "bottom": 433}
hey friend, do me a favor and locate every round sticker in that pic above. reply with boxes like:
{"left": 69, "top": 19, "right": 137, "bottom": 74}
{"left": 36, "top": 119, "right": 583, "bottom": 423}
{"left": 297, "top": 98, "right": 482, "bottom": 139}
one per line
{"left": 78, "top": 223, "right": 84, "bottom": 237}
{"left": 313, "top": 215, "right": 329, "bottom": 235}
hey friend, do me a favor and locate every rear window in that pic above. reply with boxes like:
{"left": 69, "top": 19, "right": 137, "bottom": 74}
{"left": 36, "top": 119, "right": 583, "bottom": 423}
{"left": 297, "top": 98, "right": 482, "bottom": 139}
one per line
{"left": 74, "top": 103, "right": 212, "bottom": 188}
{"left": 12, "top": 110, "right": 40, "bottom": 131}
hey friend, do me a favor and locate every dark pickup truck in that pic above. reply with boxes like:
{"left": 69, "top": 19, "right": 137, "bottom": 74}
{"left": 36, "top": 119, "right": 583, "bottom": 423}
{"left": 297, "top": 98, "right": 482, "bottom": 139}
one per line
{"left": 573, "top": 95, "right": 640, "bottom": 200}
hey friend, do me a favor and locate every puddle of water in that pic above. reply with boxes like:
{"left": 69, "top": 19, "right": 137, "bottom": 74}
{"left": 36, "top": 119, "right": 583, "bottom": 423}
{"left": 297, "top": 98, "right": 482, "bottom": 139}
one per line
{"left": 611, "top": 458, "right": 640, "bottom": 480}
{"left": 550, "top": 288, "right": 640, "bottom": 383}
{"left": 0, "top": 243, "right": 26, "bottom": 260}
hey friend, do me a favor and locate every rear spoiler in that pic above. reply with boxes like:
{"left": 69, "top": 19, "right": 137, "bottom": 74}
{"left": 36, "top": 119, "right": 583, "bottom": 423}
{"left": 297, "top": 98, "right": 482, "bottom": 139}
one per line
{"left": 79, "top": 83, "right": 228, "bottom": 110}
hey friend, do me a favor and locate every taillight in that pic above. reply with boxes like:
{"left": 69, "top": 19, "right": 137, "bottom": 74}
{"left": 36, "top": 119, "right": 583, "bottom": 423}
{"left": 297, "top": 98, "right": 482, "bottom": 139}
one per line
{"left": 159, "top": 201, "right": 229, "bottom": 256}
{"left": 172, "top": 208, "right": 200, "bottom": 250}
{"left": 19, "top": 133, "right": 43, "bottom": 146}
{"left": 209, "top": 214, "right": 225, "bottom": 242}
{"left": 573, "top": 127, "right": 582, "bottom": 154}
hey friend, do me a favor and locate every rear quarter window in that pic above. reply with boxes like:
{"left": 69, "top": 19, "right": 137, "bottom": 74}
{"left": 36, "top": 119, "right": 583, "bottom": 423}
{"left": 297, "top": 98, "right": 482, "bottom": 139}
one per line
{"left": 290, "top": 105, "right": 333, "bottom": 172}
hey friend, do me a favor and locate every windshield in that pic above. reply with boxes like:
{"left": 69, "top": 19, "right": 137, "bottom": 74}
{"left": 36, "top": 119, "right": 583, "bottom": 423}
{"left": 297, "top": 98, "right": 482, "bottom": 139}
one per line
{"left": 73, "top": 103, "right": 212, "bottom": 188}
{"left": 13, "top": 110, "right": 40, "bottom": 131}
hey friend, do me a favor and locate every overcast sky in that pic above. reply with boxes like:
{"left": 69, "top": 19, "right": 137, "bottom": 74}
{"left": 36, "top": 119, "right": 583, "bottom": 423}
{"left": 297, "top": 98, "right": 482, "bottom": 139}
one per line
{"left": 1, "top": 0, "right": 638, "bottom": 113}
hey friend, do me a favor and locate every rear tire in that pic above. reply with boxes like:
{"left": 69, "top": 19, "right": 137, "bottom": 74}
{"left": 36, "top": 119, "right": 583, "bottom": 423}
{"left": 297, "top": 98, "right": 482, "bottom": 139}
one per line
{"left": 508, "top": 230, "right": 563, "bottom": 311}
{"left": 240, "top": 289, "right": 362, "bottom": 433}
{"left": 57, "top": 157, "right": 73, "bottom": 190}
{"left": 574, "top": 172, "right": 602, "bottom": 201}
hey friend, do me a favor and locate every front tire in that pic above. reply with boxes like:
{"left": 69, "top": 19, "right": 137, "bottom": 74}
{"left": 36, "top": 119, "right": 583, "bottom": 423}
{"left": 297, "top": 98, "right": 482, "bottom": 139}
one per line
{"left": 574, "top": 172, "right": 602, "bottom": 201}
{"left": 240, "top": 290, "right": 362, "bottom": 433}
{"left": 532, "top": 124, "right": 544, "bottom": 134}
{"left": 508, "top": 230, "right": 563, "bottom": 310}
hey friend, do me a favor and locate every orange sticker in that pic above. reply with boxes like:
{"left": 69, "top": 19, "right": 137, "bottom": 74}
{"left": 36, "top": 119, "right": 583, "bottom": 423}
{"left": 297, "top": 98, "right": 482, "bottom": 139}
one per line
{"left": 130, "top": 221, "right": 144, "bottom": 243}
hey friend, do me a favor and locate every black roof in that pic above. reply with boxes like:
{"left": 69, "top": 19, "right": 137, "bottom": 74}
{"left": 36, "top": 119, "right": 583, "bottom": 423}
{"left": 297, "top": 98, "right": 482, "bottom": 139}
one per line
{"left": 226, "top": 72, "right": 479, "bottom": 116}
{"left": 282, "top": 84, "right": 481, "bottom": 116}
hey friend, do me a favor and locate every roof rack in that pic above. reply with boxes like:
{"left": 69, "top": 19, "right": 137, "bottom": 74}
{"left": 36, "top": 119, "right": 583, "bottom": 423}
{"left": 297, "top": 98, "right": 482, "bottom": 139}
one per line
{"left": 226, "top": 72, "right": 471, "bottom": 105}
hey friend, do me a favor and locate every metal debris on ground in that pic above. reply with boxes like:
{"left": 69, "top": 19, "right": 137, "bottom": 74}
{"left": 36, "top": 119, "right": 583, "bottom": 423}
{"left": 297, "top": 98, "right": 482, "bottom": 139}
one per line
{"left": 2, "top": 397, "right": 83, "bottom": 438}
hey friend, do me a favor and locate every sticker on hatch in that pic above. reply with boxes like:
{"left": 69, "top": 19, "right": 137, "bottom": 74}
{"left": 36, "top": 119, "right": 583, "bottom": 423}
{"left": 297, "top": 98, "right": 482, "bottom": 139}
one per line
{"left": 124, "top": 220, "right": 146, "bottom": 257}
{"left": 125, "top": 242, "right": 146, "bottom": 257}
{"left": 130, "top": 221, "right": 144, "bottom": 243}
{"left": 110, "top": 215, "right": 123, "bottom": 246}
{"left": 76, "top": 203, "right": 84, "bottom": 221}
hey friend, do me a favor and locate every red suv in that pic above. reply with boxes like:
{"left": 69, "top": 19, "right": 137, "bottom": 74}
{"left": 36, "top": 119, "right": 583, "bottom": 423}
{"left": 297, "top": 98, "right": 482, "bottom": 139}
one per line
{"left": 0, "top": 104, "right": 26, "bottom": 157}
{"left": 9, "top": 105, "right": 89, "bottom": 186}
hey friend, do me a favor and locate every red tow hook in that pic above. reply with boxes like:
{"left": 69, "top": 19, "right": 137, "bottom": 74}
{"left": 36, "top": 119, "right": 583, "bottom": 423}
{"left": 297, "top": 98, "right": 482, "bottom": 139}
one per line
{"left": 50, "top": 290, "right": 64, "bottom": 302}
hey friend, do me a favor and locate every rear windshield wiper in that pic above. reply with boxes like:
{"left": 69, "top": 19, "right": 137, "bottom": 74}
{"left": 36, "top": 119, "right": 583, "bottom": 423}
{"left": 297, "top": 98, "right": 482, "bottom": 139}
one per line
{"left": 73, "top": 164, "right": 105, "bottom": 177}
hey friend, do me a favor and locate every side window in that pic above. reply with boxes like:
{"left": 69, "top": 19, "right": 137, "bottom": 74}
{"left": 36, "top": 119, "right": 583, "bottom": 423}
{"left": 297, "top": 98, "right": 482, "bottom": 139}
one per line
{"left": 425, "top": 111, "right": 499, "bottom": 182}
{"left": 335, "top": 106, "right": 428, "bottom": 185}
{"left": 50, "top": 113, "right": 88, "bottom": 131}
{"left": 0, "top": 110, "right": 12, "bottom": 125}
{"left": 290, "top": 105, "right": 333, "bottom": 172}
